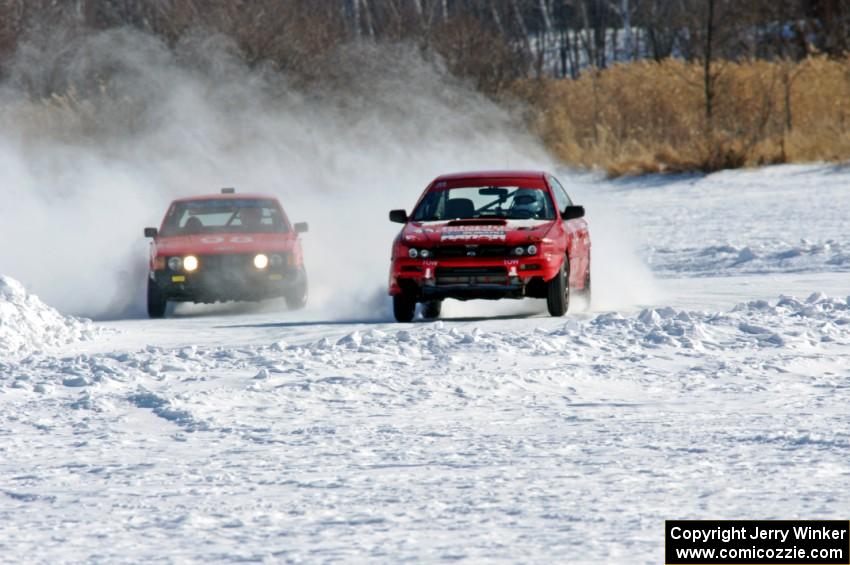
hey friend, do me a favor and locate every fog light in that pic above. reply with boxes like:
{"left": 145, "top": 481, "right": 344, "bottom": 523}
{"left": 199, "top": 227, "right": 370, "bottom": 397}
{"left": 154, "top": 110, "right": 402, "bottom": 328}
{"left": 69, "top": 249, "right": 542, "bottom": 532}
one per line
{"left": 167, "top": 257, "right": 182, "bottom": 271}
{"left": 254, "top": 254, "right": 269, "bottom": 269}
{"left": 183, "top": 255, "right": 199, "bottom": 272}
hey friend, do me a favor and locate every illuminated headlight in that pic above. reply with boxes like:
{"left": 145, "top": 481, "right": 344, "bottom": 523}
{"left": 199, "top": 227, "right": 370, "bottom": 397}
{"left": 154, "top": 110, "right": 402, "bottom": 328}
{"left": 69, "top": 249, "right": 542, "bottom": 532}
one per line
{"left": 254, "top": 254, "right": 269, "bottom": 269}
{"left": 526, "top": 244, "right": 538, "bottom": 256}
{"left": 183, "top": 255, "right": 199, "bottom": 272}
{"left": 167, "top": 257, "right": 182, "bottom": 271}
{"left": 513, "top": 246, "right": 525, "bottom": 256}
{"left": 420, "top": 249, "right": 431, "bottom": 259}
{"left": 408, "top": 248, "right": 419, "bottom": 259}
{"left": 270, "top": 254, "right": 284, "bottom": 267}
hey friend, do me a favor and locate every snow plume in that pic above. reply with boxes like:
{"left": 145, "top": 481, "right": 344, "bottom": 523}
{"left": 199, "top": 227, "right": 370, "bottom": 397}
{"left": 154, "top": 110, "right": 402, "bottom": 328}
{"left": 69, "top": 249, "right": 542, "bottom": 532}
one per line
{"left": 571, "top": 175, "right": 659, "bottom": 311}
{"left": 0, "top": 28, "right": 652, "bottom": 320}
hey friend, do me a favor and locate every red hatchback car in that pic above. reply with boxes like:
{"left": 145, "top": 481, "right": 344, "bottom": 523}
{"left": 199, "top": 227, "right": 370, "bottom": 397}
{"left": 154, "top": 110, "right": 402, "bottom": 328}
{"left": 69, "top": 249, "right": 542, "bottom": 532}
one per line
{"left": 388, "top": 171, "right": 590, "bottom": 322}
{"left": 143, "top": 189, "right": 308, "bottom": 318}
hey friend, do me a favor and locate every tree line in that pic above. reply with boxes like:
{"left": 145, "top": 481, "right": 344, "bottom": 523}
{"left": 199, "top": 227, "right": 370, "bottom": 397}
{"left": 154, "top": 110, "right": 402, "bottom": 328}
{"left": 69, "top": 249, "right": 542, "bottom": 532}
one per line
{"left": 2, "top": 0, "right": 849, "bottom": 90}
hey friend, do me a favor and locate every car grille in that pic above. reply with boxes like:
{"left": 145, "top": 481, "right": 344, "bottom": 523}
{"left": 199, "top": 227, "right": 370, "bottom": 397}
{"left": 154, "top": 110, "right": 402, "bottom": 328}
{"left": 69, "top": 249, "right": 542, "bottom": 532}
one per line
{"left": 435, "top": 266, "right": 508, "bottom": 285}
{"left": 196, "top": 254, "right": 256, "bottom": 271}
{"left": 166, "top": 253, "right": 290, "bottom": 275}
{"left": 433, "top": 245, "right": 510, "bottom": 259}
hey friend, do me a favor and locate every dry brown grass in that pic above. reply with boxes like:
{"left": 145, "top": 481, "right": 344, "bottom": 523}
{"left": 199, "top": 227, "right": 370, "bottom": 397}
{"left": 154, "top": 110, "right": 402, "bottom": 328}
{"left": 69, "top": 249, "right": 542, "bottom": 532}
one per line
{"left": 513, "top": 57, "right": 850, "bottom": 176}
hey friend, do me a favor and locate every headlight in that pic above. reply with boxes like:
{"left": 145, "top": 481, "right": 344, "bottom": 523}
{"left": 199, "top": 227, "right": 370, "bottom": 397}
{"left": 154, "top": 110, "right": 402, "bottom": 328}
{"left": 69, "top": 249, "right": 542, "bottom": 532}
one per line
{"left": 420, "top": 249, "right": 431, "bottom": 259}
{"left": 512, "top": 245, "right": 537, "bottom": 256}
{"left": 167, "top": 257, "right": 182, "bottom": 271}
{"left": 270, "top": 254, "right": 284, "bottom": 267}
{"left": 254, "top": 254, "right": 269, "bottom": 269}
{"left": 183, "top": 255, "right": 199, "bottom": 272}
{"left": 408, "top": 248, "right": 419, "bottom": 259}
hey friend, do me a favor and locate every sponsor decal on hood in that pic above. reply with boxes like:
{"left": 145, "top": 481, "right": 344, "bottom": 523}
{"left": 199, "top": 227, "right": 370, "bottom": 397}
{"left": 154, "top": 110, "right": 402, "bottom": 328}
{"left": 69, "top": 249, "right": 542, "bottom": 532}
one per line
{"left": 440, "top": 225, "right": 507, "bottom": 242}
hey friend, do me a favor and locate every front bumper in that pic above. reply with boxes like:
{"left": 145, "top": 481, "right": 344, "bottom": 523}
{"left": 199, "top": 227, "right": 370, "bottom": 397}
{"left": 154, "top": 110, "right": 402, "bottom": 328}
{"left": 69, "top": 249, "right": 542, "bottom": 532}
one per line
{"left": 389, "top": 254, "right": 561, "bottom": 300}
{"left": 152, "top": 254, "right": 305, "bottom": 303}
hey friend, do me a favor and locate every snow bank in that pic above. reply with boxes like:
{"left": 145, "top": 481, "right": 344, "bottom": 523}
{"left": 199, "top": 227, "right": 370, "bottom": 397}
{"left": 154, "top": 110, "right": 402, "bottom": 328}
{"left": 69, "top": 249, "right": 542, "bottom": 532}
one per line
{"left": 0, "top": 275, "right": 98, "bottom": 359}
{"left": 11, "top": 292, "right": 845, "bottom": 392}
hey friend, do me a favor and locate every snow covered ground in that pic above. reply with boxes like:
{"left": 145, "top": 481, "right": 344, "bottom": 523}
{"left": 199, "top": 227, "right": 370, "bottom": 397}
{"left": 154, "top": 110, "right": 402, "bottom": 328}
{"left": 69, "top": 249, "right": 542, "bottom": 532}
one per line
{"left": 599, "top": 165, "right": 850, "bottom": 277}
{"left": 2, "top": 164, "right": 850, "bottom": 563}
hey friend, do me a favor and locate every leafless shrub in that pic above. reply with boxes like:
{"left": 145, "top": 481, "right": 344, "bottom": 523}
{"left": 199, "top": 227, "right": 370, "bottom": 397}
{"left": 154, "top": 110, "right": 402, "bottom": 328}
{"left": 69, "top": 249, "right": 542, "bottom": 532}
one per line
{"left": 516, "top": 57, "right": 850, "bottom": 176}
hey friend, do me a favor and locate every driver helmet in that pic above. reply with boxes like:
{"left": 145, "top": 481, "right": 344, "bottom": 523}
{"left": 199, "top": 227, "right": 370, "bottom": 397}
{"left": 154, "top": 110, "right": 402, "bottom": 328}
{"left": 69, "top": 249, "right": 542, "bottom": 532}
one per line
{"left": 240, "top": 206, "right": 264, "bottom": 228}
{"left": 510, "top": 190, "right": 544, "bottom": 218}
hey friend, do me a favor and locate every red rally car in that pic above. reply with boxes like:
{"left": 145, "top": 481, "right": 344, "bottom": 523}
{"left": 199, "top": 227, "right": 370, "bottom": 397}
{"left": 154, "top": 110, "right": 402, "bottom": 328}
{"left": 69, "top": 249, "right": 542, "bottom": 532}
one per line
{"left": 388, "top": 171, "right": 590, "bottom": 322}
{"left": 144, "top": 189, "right": 308, "bottom": 318}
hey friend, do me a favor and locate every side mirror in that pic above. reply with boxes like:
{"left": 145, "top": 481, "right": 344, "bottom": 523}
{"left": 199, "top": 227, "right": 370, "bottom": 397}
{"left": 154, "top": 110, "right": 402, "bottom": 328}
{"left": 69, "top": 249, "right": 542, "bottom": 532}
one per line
{"left": 389, "top": 209, "right": 408, "bottom": 224}
{"left": 562, "top": 205, "right": 585, "bottom": 220}
{"left": 294, "top": 222, "right": 309, "bottom": 234}
{"left": 144, "top": 227, "right": 158, "bottom": 238}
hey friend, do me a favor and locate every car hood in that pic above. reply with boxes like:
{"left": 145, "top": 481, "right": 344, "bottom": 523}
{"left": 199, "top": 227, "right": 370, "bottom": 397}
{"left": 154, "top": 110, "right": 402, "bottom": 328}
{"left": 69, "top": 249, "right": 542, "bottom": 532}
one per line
{"left": 401, "top": 219, "right": 555, "bottom": 246}
{"left": 155, "top": 232, "right": 295, "bottom": 256}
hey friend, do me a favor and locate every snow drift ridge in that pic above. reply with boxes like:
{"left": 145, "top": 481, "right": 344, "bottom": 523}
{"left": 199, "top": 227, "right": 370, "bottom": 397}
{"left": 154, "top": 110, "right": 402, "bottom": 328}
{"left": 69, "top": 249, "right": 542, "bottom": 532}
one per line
{"left": 0, "top": 275, "right": 97, "bottom": 359}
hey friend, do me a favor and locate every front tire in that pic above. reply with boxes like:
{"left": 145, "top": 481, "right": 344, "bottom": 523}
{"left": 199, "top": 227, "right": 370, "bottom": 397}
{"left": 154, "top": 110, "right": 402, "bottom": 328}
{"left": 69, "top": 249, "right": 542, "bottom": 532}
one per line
{"left": 393, "top": 293, "right": 416, "bottom": 323}
{"left": 577, "top": 270, "right": 591, "bottom": 307}
{"left": 546, "top": 260, "right": 570, "bottom": 317}
{"left": 285, "top": 268, "right": 308, "bottom": 310}
{"left": 147, "top": 278, "right": 168, "bottom": 319}
{"left": 422, "top": 300, "right": 442, "bottom": 320}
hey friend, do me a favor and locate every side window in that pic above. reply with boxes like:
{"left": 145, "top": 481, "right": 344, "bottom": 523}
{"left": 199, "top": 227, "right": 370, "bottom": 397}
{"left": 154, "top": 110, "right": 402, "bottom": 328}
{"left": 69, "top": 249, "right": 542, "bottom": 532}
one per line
{"left": 548, "top": 176, "right": 572, "bottom": 213}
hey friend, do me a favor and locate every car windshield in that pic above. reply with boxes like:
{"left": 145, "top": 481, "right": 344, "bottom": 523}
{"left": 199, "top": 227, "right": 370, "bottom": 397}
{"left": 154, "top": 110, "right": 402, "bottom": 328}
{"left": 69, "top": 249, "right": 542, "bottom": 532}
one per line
{"left": 161, "top": 199, "right": 287, "bottom": 236}
{"left": 411, "top": 186, "right": 556, "bottom": 221}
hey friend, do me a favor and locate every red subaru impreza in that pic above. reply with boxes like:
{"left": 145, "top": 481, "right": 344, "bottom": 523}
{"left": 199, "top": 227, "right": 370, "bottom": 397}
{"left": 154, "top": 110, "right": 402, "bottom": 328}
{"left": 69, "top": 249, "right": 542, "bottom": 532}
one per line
{"left": 143, "top": 189, "right": 308, "bottom": 318}
{"left": 388, "top": 171, "right": 590, "bottom": 322}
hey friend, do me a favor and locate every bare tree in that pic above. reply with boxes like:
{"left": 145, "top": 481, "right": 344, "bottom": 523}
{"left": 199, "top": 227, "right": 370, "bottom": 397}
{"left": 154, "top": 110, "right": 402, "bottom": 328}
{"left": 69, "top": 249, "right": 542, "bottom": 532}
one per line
{"left": 352, "top": 0, "right": 361, "bottom": 37}
{"left": 703, "top": 0, "right": 716, "bottom": 126}
{"left": 805, "top": 0, "right": 850, "bottom": 55}
{"left": 606, "top": 0, "right": 633, "bottom": 60}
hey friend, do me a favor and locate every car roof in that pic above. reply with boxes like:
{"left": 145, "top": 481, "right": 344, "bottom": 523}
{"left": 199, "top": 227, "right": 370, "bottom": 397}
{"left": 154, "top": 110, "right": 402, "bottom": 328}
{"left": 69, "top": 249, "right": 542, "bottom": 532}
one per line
{"left": 433, "top": 170, "right": 549, "bottom": 183}
{"left": 171, "top": 193, "right": 279, "bottom": 203}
